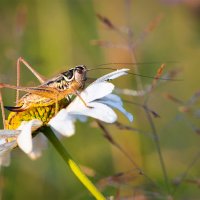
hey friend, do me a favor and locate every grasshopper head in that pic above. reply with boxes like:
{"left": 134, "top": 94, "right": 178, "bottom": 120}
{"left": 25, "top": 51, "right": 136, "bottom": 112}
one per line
{"left": 74, "top": 65, "right": 87, "bottom": 82}
{"left": 62, "top": 65, "right": 87, "bottom": 89}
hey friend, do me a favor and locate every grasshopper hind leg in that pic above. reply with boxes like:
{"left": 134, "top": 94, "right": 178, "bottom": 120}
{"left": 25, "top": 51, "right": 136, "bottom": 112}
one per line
{"left": 16, "top": 57, "right": 47, "bottom": 103}
{"left": 0, "top": 89, "right": 6, "bottom": 129}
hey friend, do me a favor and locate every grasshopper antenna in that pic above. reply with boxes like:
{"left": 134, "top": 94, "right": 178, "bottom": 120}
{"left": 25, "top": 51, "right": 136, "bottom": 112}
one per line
{"left": 92, "top": 61, "right": 179, "bottom": 68}
{"left": 87, "top": 67, "right": 182, "bottom": 81}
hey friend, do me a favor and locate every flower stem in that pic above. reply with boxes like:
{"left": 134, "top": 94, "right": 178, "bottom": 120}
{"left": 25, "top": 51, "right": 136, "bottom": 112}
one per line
{"left": 43, "top": 127, "right": 106, "bottom": 200}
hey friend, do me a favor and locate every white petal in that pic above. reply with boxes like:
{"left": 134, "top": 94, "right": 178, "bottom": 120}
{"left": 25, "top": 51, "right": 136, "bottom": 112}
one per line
{"left": 28, "top": 132, "right": 47, "bottom": 160}
{"left": 70, "top": 82, "right": 114, "bottom": 106}
{"left": 17, "top": 119, "right": 43, "bottom": 132}
{"left": 93, "top": 68, "right": 129, "bottom": 83}
{"left": 0, "top": 134, "right": 17, "bottom": 166}
{"left": 68, "top": 102, "right": 117, "bottom": 123}
{"left": 49, "top": 109, "right": 75, "bottom": 137}
{"left": 102, "top": 94, "right": 123, "bottom": 105}
{"left": 0, "top": 141, "right": 17, "bottom": 157}
{"left": 0, "top": 130, "right": 21, "bottom": 138}
{"left": 17, "top": 119, "right": 43, "bottom": 154}
{"left": 0, "top": 130, "right": 19, "bottom": 154}
{"left": 97, "top": 94, "right": 134, "bottom": 122}
{"left": 17, "top": 125, "right": 32, "bottom": 154}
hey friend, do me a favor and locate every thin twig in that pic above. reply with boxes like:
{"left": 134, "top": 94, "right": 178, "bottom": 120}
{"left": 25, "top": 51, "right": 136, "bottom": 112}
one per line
{"left": 143, "top": 104, "right": 170, "bottom": 192}
{"left": 124, "top": 0, "right": 170, "bottom": 193}
{"left": 96, "top": 120, "right": 161, "bottom": 190}
{"left": 172, "top": 150, "right": 200, "bottom": 194}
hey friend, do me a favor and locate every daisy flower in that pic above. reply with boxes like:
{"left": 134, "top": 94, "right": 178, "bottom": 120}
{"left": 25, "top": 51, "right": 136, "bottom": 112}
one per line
{"left": 0, "top": 69, "right": 133, "bottom": 166}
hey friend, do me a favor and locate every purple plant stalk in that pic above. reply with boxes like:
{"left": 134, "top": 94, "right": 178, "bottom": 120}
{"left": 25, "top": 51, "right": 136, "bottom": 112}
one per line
{"left": 96, "top": 120, "right": 160, "bottom": 190}
{"left": 123, "top": 0, "right": 170, "bottom": 194}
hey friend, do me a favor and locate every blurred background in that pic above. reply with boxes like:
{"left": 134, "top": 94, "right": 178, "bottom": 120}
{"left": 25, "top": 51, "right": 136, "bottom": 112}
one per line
{"left": 0, "top": 0, "right": 200, "bottom": 199}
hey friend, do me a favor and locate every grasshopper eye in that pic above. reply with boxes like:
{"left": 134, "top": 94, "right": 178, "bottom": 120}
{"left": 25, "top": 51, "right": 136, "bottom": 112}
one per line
{"left": 75, "top": 66, "right": 85, "bottom": 74}
{"left": 63, "top": 69, "right": 74, "bottom": 81}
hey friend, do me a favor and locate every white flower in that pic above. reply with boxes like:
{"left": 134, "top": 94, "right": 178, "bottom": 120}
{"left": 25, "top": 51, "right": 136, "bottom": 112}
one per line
{"left": 48, "top": 68, "right": 133, "bottom": 137}
{"left": 0, "top": 120, "right": 44, "bottom": 166}
{"left": 0, "top": 130, "right": 19, "bottom": 166}
{"left": 17, "top": 120, "right": 46, "bottom": 159}
{"left": 0, "top": 69, "right": 133, "bottom": 165}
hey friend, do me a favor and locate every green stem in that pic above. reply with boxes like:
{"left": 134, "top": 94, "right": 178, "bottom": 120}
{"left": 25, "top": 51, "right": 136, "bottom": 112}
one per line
{"left": 43, "top": 127, "right": 106, "bottom": 200}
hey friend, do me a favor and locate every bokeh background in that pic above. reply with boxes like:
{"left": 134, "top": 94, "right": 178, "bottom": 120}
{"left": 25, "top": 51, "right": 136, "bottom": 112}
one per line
{"left": 0, "top": 0, "right": 200, "bottom": 199}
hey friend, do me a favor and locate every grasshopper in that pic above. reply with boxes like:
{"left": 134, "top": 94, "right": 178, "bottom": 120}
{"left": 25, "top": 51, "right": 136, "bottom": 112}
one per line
{"left": 0, "top": 57, "right": 88, "bottom": 130}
